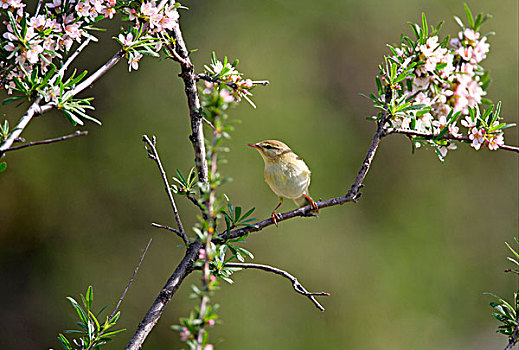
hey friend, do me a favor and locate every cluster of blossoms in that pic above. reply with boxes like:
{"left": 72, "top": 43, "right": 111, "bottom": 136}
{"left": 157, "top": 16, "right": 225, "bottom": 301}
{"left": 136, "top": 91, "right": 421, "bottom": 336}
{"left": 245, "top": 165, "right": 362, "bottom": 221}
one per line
{"left": 0, "top": 0, "right": 182, "bottom": 98}
{"left": 126, "top": 1, "right": 178, "bottom": 35}
{"left": 391, "top": 28, "right": 490, "bottom": 135}
{"left": 373, "top": 11, "right": 513, "bottom": 158}
{"left": 201, "top": 55, "right": 256, "bottom": 109}
{"left": 1, "top": 0, "right": 118, "bottom": 100}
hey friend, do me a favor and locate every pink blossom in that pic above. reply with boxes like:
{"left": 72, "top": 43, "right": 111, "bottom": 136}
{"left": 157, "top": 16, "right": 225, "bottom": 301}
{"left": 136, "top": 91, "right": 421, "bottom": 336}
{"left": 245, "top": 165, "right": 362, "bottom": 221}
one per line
{"left": 28, "top": 15, "right": 47, "bottom": 31}
{"left": 461, "top": 116, "right": 476, "bottom": 128}
{"left": 449, "top": 38, "right": 461, "bottom": 48}
{"left": 47, "top": 0, "right": 61, "bottom": 9}
{"left": 102, "top": 6, "right": 115, "bottom": 18}
{"left": 448, "top": 123, "right": 461, "bottom": 137}
{"left": 1, "top": 0, "right": 24, "bottom": 9}
{"left": 180, "top": 327, "right": 190, "bottom": 341}
{"left": 199, "top": 248, "right": 207, "bottom": 260}
{"left": 457, "top": 46, "right": 473, "bottom": 61}
{"left": 462, "top": 29, "right": 480, "bottom": 42}
{"left": 64, "top": 23, "right": 84, "bottom": 41}
{"left": 469, "top": 127, "right": 485, "bottom": 150}
{"left": 432, "top": 115, "right": 448, "bottom": 132}
{"left": 209, "top": 275, "right": 217, "bottom": 283}
{"left": 118, "top": 33, "right": 134, "bottom": 47}
{"left": 23, "top": 44, "right": 44, "bottom": 64}
{"left": 220, "top": 89, "right": 235, "bottom": 103}
{"left": 438, "top": 143, "right": 457, "bottom": 157}
{"left": 487, "top": 133, "right": 504, "bottom": 150}
{"left": 129, "top": 53, "right": 143, "bottom": 71}
{"left": 207, "top": 319, "right": 215, "bottom": 326}
{"left": 75, "top": 2, "right": 91, "bottom": 17}
{"left": 473, "top": 37, "right": 489, "bottom": 63}
{"left": 3, "top": 42, "right": 16, "bottom": 52}
{"left": 203, "top": 345, "right": 214, "bottom": 350}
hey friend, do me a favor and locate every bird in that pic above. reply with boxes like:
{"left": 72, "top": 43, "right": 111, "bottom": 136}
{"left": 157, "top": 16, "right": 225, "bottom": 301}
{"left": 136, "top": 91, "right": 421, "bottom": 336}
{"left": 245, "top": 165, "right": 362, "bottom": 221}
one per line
{"left": 248, "top": 140, "right": 318, "bottom": 226}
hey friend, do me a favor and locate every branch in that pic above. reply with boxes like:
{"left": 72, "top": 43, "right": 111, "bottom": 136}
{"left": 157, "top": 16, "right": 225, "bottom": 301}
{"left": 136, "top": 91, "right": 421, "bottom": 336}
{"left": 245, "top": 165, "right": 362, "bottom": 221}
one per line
{"left": 68, "top": 49, "right": 125, "bottom": 97}
{"left": 0, "top": 49, "right": 124, "bottom": 157}
{"left": 1, "top": 130, "right": 88, "bottom": 153}
{"left": 388, "top": 128, "right": 519, "bottom": 153}
{"left": 223, "top": 262, "right": 330, "bottom": 311}
{"left": 151, "top": 222, "right": 182, "bottom": 238}
{"left": 143, "top": 135, "right": 189, "bottom": 245}
{"left": 218, "top": 119, "right": 386, "bottom": 242}
{"left": 0, "top": 98, "right": 53, "bottom": 155}
{"left": 169, "top": 18, "right": 209, "bottom": 184}
{"left": 125, "top": 240, "right": 203, "bottom": 350}
{"left": 109, "top": 238, "right": 152, "bottom": 320}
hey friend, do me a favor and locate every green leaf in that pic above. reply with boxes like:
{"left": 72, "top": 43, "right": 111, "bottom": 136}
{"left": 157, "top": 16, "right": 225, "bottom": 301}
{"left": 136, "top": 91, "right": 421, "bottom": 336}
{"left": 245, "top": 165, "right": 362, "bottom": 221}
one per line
{"left": 453, "top": 15, "right": 465, "bottom": 29}
{"left": 0, "top": 162, "right": 6, "bottom": 173}
{"left": 67, "top": 296, "right": 89, "bottom": 326}
{"left": 421, "top": 13, "right": 428, "bottom": 42}
{"left": 57, "top": 334, "right": 72, "bottom": 350}
{"left": 464, "top": 4, "right": 475, "bottom": 29}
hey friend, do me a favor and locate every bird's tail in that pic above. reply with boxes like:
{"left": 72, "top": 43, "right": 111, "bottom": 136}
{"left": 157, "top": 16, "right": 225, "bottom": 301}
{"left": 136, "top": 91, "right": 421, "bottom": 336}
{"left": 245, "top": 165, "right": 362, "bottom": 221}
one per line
{"left": 293, "top": 192, "right": 311, "bottom": 208}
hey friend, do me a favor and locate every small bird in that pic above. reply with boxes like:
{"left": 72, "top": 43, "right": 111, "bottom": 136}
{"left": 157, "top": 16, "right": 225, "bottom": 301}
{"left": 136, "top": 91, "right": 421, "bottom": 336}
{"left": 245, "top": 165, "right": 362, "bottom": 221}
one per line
{"left": 248, "top": 140, "right": 318, "bottom": 226}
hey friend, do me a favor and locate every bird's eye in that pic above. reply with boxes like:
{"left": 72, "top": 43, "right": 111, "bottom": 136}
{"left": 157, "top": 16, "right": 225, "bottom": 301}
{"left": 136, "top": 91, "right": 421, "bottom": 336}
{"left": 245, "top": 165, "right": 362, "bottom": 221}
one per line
{"left": 263, "top": 145, "right": 274, "bottom": 150}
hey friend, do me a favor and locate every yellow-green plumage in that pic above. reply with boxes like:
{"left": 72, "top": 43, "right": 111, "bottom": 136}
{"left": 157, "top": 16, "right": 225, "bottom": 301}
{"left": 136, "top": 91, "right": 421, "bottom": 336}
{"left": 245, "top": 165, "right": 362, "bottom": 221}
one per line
{"left": 249, "top": 140, "right": 312, "bottom": 207}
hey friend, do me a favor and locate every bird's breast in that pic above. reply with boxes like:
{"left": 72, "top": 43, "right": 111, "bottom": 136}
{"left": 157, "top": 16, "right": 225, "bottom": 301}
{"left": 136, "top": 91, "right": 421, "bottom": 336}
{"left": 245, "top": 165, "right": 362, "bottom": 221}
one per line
{"left": 264, "top": 159, "right": 310, "bottom": 199}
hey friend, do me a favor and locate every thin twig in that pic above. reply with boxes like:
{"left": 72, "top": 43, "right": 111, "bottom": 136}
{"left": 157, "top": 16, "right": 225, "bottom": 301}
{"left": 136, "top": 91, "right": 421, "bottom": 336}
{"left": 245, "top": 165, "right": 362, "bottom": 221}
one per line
{"left": 388, "top": 129, "right": 519, "bottom": 153}
{"left": 223, "top": 262, "right": 330, "bottom": 311}
{"left": 151, "top": 222, "right": 182, "bottom": 237}
{"left": 2, "top": 131, "right": 88, "bottom": 153}
{"left": 143, "top": 135, "right": 189, "bottom": 245}
{"left": 109, "top": 238, "right": 152, "bottom": 320}
{"left": 186, "top": 193, "right": 205, "bottom": 211}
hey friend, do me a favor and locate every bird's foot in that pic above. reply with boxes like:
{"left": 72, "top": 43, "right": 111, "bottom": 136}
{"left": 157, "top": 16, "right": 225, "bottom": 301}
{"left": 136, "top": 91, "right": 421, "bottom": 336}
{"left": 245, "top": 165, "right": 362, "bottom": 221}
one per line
{"left": 271, "top": 211, "right": 281, "bottom": 227}
{"left": 303, "top": 194, "right": 319, "bottom": 213}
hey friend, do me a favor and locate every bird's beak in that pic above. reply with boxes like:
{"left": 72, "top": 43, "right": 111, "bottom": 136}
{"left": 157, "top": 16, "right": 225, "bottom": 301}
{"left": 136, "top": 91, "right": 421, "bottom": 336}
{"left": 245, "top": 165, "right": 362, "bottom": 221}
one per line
{"left": 248, "top": 143, "right": 260, "bottom": 150}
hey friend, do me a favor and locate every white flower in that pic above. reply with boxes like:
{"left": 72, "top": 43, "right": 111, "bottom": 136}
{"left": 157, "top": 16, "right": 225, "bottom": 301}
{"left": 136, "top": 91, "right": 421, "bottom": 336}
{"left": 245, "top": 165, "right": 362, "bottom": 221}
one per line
{"left": 461, "top": 116, "right": 476, "bottom": 128}
{"left": 129, "top": 53, "right": 143, "bottom": 71}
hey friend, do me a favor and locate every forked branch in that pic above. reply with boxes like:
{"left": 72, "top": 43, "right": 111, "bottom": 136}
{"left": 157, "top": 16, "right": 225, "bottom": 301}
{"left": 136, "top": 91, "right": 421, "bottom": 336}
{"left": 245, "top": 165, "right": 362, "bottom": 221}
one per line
{"left": 224, "top": 262, "right": 330, "bottom": 311}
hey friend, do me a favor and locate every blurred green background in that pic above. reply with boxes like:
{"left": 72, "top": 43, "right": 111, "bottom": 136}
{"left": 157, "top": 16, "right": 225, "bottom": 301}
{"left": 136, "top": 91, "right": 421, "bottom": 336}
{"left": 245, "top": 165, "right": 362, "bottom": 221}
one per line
{"left": 1, "top": 0, "right": 517, "bottom": 349}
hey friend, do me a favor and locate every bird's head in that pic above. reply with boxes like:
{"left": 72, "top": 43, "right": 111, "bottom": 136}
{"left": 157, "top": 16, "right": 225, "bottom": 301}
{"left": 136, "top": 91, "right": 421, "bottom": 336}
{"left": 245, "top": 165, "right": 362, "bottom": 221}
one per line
{"left": 248, "top": 140, "right": 292, "bottom": 162}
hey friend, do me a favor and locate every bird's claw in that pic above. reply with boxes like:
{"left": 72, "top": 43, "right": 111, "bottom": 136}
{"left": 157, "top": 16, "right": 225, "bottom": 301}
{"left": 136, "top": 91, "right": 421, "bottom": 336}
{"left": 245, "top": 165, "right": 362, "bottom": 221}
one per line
{"left": 271, "top": 212, "right": 281, "bottom": 227}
